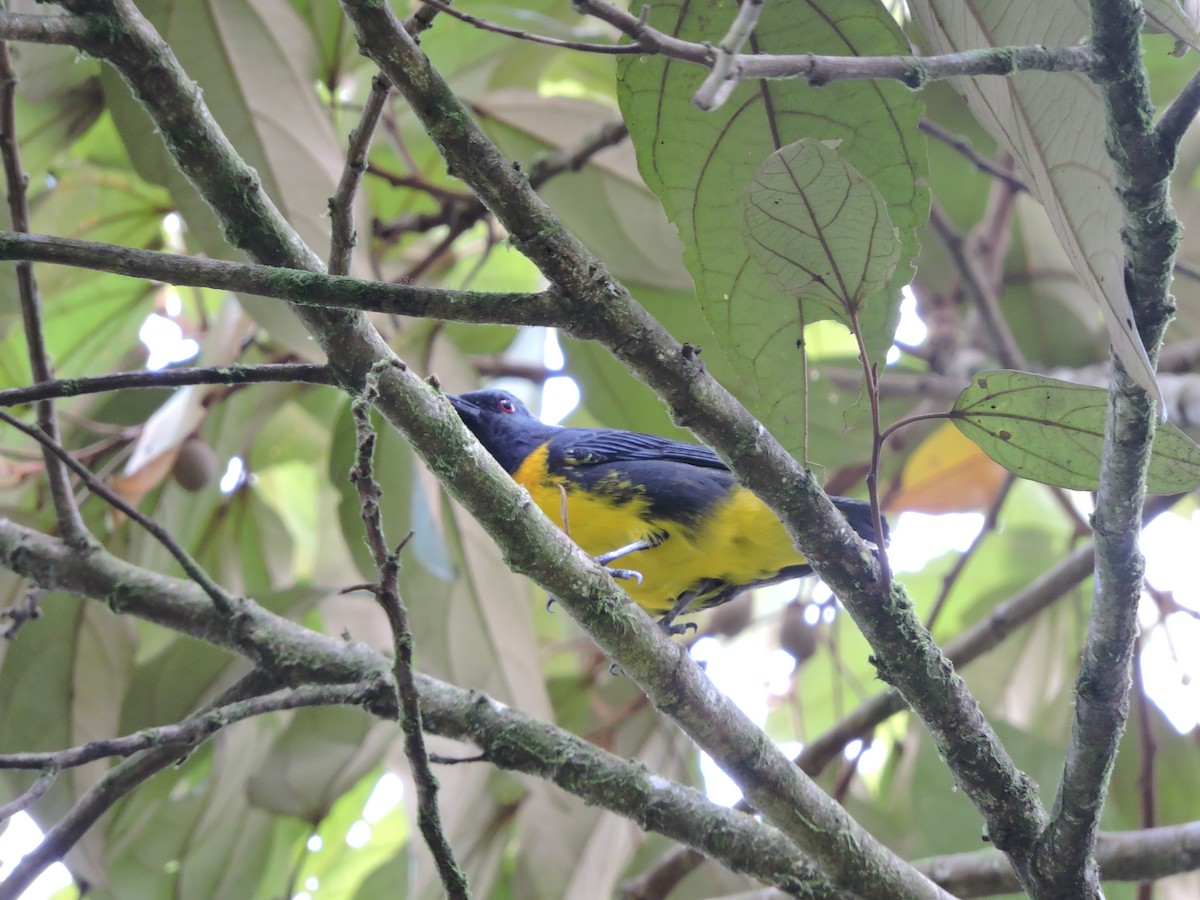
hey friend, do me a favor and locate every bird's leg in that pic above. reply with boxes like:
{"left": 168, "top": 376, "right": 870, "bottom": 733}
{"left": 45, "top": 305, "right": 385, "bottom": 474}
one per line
{"left": 657, "top": 590, "right": 701, "bottom": 636}
{"left": 594, "top": 531, "right": 667, "bottom": 584}
{"left": 548, "top": 532, "right": 668, "bottom": 617}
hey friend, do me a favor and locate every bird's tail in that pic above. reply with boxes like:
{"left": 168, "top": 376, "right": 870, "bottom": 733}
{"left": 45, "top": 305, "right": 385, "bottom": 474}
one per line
{"left": 832, "top": 497, "right": 889, "bottom": 548}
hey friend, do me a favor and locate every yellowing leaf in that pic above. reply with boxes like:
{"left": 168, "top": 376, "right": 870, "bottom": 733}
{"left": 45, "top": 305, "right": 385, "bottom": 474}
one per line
{"left": 951, "top": 370, "right": 1200, "bottom": 492}
{"left": 890, "top": 421, "right": 1009, "bottom": 513}
{"left": 745, "top": 139, "right": 900, "bottom": 322}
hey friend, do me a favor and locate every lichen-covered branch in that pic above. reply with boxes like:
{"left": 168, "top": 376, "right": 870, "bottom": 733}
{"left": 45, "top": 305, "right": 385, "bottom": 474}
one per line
{"left": 575, "top": 0, "right": 1097, "bottom": 108}
{"left": 0, "top": 363, "right": 332, "bottom": 407}
{"left": 1028, "top": 1, "right": 1182, "bottom": 896}
{"left": 37, "top": 2, "right": 947, "bottom": 896}
{"left": 0, "top": 231, "right": 564, "bottom": 326}
{"left": 349, "top": 385, "right": 467, "bottom": 899}
{"left": 0, "top": 40, "right": 90, "bottom": 548}
{"left": 0, "top": 518, "right": 839, "bottom": 898}
{"left": 339, "top": 0, "right": 1046, "bottom": 881}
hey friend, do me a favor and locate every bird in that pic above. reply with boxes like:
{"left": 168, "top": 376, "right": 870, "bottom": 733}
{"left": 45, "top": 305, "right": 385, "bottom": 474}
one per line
{"left": 449, "top": 388, "right": 884, "bottom": 632}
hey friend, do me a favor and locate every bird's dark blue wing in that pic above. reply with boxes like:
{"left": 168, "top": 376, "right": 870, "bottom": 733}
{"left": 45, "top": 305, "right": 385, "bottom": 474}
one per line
{"left": 545, "top": 428, "right": 732, "bottom": 533}
{"left": 553, "top": 429, "right": 728, "bottom": 470}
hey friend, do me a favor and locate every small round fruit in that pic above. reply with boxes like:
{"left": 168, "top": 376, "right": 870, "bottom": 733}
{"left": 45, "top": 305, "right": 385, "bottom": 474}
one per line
{"left": 172, "top": 438, "right": 218, "bottom": 492}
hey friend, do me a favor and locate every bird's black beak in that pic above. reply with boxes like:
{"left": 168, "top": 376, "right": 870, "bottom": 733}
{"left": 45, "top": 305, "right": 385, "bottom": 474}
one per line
{"left": 447, "top": 394, "right": 481, "bottom": 432}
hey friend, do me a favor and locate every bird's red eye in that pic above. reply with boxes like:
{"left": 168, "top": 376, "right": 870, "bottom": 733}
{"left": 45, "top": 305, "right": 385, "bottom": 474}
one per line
{"left": 498, "top": 398, "right": 516, "bottom": 413}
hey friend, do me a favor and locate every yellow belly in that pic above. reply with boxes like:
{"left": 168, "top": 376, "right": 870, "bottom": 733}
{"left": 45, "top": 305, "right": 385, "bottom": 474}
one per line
{"left": 513, "top": 445, "right": 806, "bottom": 615}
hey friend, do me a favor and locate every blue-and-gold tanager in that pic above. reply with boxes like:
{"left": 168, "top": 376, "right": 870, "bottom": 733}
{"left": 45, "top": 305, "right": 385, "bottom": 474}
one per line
{"left": 450, "top": 389, "right": 884, "bottom": 630}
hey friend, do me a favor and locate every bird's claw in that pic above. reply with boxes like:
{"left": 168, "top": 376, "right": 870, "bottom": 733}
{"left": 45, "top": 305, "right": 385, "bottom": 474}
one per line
{"left": 658, "top": 619, "right": 697, "bottom": 637}
{"left": 605, "top": 566, "right": 643, "bottom": 585}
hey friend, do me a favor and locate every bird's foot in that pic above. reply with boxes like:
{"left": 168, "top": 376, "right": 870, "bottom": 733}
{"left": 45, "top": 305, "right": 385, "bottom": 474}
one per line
{"left": 656, "top": 618, "right": 697, "bottom": 637}
{"left": 604, "top": 566, "right": 643, "bottom": 585}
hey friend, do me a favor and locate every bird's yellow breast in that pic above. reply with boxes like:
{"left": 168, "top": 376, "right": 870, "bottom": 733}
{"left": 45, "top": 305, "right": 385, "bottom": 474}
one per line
{"left": 512, "top": 443, "right": 806, "bottom": 615}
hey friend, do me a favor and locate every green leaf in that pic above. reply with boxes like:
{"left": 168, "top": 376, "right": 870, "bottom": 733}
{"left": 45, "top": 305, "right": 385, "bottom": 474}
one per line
{"left": 744, "top": 139, "right": 900, "bottom": 322}
{"left": 618, "top": 0, "right": 927, "bottom": 462}
{"left": 101, "top": 725, "right": 307, "bottom": 900}
{"left": 951, "top": 370, "right": 1200, "bottom": 492}
{"left": 294, "top": 769, "right": 408, "bottom": 899}
{"left": 247, "top": 706, "right": 395, "bottom": 821}
{"left": 10, "top": 41, "right": 103, "bottom": 179}
{"left": 0, "top": 593, "right": 135, "bottom": 886}
{"left": 479, "top": 90, "right": 692, "bottom": 292}
{"left": 514, "top": 679, "right": 696, "bottom": 898}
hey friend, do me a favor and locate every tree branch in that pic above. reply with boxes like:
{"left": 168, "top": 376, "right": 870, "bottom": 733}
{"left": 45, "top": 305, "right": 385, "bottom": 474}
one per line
{"left": 0, "top": 519, "right": 842, "bottom": 898}
{"left": 575, "top": 0, "right": 1098, "bottom": 109}
{"left": 0, "top": 363, "right": 332, "bottom": 407}
{"left": 0, "top": 768, "right": 56, "bottom": 824}
{"left": 0, "top": 681, "right": 378, "bottom": 772}
{"left": 0, "top": 408, "right": 238, "bottom": 615}
{"left": 0, "top": 39, "right": 90, "bottom": 547}
{"left": 915, "top": 820, "right": 1200, "bottom": 898}
{"left": 328, "top": 74, "right": 389, "bottom": 276}
{"left": 0, "top": 11, "right": 98, "bottom": 47}
{"left": 0, "top": 231, "right": 564, "bottom": 326}
{"left": 918, "top": 117, "right": 1029, "bottom": 193}
{"left": 1155, "top": 62, "right": 1200, "bottom": 157}
{"left": 340, "top": 0, "right": 1049, "bottom": 883}
{"left": 927, "top": 200, "right": 1027, "bottom": 370}
{"left": 0, "top": 670, "right": 283, "bottom": 899}
{"left": 1029, "top": 1, "right": 1181, "bottom": 895}
{"left": 349, "top": 381, "right": 467, "bottom": 899}
{"left": 414, "top": 0, "right": 644, "bottom": 54}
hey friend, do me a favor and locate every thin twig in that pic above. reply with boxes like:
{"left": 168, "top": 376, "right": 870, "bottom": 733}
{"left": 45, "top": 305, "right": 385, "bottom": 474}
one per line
{"left": 927, "top": 200, "right": 1028, "bottom": 370}
{"left": 844, "top": 311, "right": 892, "bottom": 592}
{"left": 415, "top": 0, "right": 643, "bottom": 54}
{"left": 0, "top": 669, "right": 286, "bottom": 899}
{"left": 403, "top": 0, "right": 445, "bottom": 36}
{"left": 349, "top": 368, "right": 468, "bottom": 900}
{"left": 1156, "top": 62, "right": 1200, "bottom": 156}
{"left": 0, "top": 751, "right": 183, "bottom": 899}
{"left": 0, "top": 587, "right": 46, "bottom": 639}
{"left": 575, "top": 0, "right": 1098, "bottom": 109}
{"left": 693, "top": 0, "right": 764, "bottom": 110}
{"left": 377, "top": 117, "right": 628, "bottom": 277}
{"left": 525, "top": 120, "right": 630, "bottom": 185}
{"left": 329, "top": 74, "right": 390, "bottom": 275}
{"left": 0, "top": 408, "right": 238, "bottom": 615}
{"left": 0, "top": 363, "right": 332, "bottom": 407}
{"left": 0, "top": 12, "right": 96, "bottom": 47}
{"left": 0, "top": 681, "right": 379, "bottom": 772}
{"left": 1173, "top": 258, "right": 1200, "bottom": 282}
{"left": 365, "top": 163, "right": 473, "bottom": 203}
{"left": 0, "top": 767, "right": 56, "bottom": 823}
{"left": 919, "top": 118, "right": 1028, "bottom": 193}
{"left": 0, "top": 40, "right": 90, "bottom": 547}
{"left": 0, "top": 230, "right": 564, "bottom": 327}
{"left": 924, "top": 474, "right": 1016, "bottom": 633}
